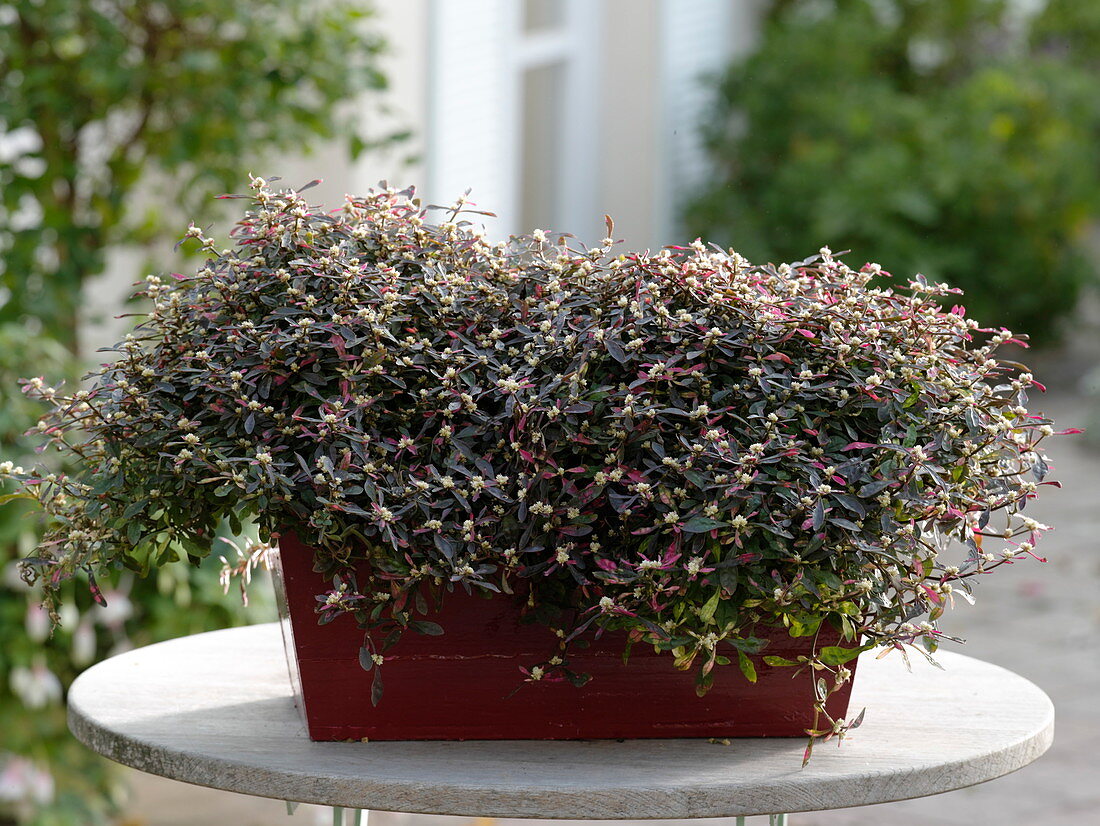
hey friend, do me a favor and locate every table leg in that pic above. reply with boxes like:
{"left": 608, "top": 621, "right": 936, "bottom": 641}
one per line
{"left": 328, "top": 808, "right": 368, "bottom": 825}
{"left": 284, "top": 802, "right": 368, "bottom": 824}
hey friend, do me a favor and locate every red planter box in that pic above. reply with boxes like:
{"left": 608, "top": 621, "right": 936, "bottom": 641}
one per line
{"left": 273, "top": 532, "right": 856, "bottom": 741}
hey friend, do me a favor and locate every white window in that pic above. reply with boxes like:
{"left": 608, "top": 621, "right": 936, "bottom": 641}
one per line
{"left": 425, "top": 0, "right": 600, "bottom": 240}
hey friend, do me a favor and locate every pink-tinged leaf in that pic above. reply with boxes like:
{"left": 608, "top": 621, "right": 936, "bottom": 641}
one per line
{"left": 1031, "top": 379, "right": 1047, "bottom": 392}
{"left": 559, "top": 525, "right": 593, "bottom": 537}
{"left": 1056, "top": 428, "right": 1084, "bottom": 435}
{"left": 847, "top": 707, "right": 867, "bottom": 730}
{"left": 794, "top": 328, "right": 816, "bottom": 338}
{"left": 87, "top": 572, "right": 107, "bottom": 607}
{"left": 842, "top": 442, "right": 878, "bottom": 451}
{"left": 763, "top": 353, "right": 792, "bottom": 363}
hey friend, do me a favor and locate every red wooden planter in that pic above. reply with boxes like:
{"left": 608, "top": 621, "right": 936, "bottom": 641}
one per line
{"left": 273, "top": 532, "right": 857, "bottom": 741}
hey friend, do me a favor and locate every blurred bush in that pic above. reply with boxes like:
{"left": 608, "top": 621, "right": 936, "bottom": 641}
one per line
{"left": 0, "top": 0, "right": 390, "bottom": 350}
{"left": 0, "top": 328, "right": 274, "bottom": 825}
{"left": 1, "top": 1, "right": 391, "bottom": 823}
{"left": 0, "top": 327, "right": 273, "bottom": 823}
{"left": 685, "top": 0, "right": 1100, "bottom": 343}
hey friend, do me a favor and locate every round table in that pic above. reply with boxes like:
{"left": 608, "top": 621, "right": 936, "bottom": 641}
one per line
{"left": 67, "top": 623, "right": 1053, "bottom": 821}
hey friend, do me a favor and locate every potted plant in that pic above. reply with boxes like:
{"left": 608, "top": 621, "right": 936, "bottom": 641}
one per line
{"left": 3, "top": 178, "right": 1066, "bottom": 758}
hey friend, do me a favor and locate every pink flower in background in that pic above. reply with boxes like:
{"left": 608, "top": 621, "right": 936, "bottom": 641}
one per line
{"left": 23, "top": 603, "right": 50, "bottom": 643}
{"left": 0, "top": 756, "right": 55, "bottom": 805}
{"left": 92, "top": 589, "right": 133, "bottom": 627}
{"left": 71, "top": 619, "right": 97, "bottom": 666}
{"left": 9, "top": 660, "right": 62, "bottom": 709}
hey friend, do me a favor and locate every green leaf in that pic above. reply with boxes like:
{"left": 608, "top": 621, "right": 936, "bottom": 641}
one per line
{"left": 408, "top": 620, "right": 443, "bottom": 636}
{"left": 371, "top": 668, "right": 384, "bottom": 707}
{"left": 763, "top": 655, "right": 800, "bottom": 667}
{"left": 682, "top": 516, "right": 728, "bottom": 533}
{"left": 698, "top": 589, "right": 722, "bottom": 623}
{"left": 737, "top": 649, "right": 758, "bottom": 683}
{"left": 122, "top": 499, "right": 149, "bottom": 520}
{"left": 786, "top": 615, "right": 823, "bottom": 637}
{"left": 818, "top": 645, "right": 862, "bottom": 666}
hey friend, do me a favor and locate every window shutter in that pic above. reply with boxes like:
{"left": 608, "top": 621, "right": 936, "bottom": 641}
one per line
{"left": 425, "top": 0, "right": 517, "bottom": 237}
{"left": 658, "top": 0, "right": 747, "bottom": 242}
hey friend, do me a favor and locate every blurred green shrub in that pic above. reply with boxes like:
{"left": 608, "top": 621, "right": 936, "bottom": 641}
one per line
{"left": 0, "top": 324, "right": 274, "bottom": 825}
{"left": 0, "top": 0, "right": 390, "bottom": 349}
{"left": 685, "top": 0, "right": 1100, "bottom": 343}
{"left": 1, "top": 1, "right": 390, "bottom": 822}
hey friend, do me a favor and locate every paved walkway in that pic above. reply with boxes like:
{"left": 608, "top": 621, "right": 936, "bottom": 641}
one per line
{"left": 118, "top": 386, "right": 1100, "bottom": 826}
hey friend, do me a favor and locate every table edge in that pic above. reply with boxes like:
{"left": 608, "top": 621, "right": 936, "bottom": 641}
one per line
{"left": 66, "top": 625, "right": 1056, "bottom": 819}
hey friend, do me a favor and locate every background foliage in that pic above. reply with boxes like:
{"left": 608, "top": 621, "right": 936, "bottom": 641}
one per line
{"left": 0, "top": 1, "right": 389, "bottom": 822}
{"left": 0, "top": 333, "right": 271, "bottom": 822}
{"left": 0, "top": 0, "right": 389, "bottom": 350}
{"left": 685, "top": 0, "right": 1100, "bottom": 343}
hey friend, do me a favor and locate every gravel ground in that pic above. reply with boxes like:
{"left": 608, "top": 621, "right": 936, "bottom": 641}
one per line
{"left": 116, "top": 382, "right": 1100, "bottom": 826}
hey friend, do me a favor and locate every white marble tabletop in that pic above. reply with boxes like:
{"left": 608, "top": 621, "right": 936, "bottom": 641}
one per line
{"left": 67, "top": 623, "right": 1053, "bottom": 819}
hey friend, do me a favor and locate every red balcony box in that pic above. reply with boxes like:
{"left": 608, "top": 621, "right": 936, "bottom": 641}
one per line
{"left": 272, "top": 531, "right": 857, "bottom": 741}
